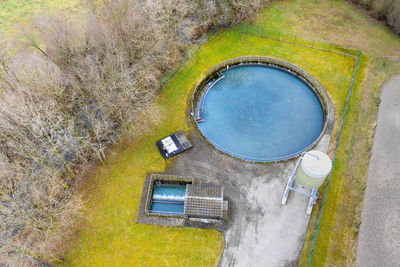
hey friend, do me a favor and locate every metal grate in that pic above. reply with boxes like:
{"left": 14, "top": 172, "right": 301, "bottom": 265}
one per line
{"left": 175, "top": 131, "right": 192, "bottom": 149}
{"left": 184, "top": 184, "right": 223, "bottom": 219}
{"left": 186, "top": 184, "right": 223, "bottom": 199}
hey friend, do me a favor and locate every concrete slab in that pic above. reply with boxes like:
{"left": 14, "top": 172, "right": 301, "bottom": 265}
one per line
{"left": 162, "top": 129, "right": 331, "bottom": 267}
{"left": 137, "top": 67, "right": 335, "bottom": 266}
{"left": 356, "top": 76, "right": 400, "bottom": 267}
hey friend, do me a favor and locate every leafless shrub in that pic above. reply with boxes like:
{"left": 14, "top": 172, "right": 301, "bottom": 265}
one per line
{"left": 126, "top": 103, "right": 165, "bottom": 139}
{"left": 0, "top": 0, "right": 269, "bottom": 264}
{"left": 386, "top": 1, "right": 400, "bottom": 33}
{"left": 351, "top": 0, "right": 400, "bottom": 34}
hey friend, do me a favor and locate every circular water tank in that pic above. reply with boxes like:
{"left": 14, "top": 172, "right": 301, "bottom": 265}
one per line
{"left": 296, "top": 150, "right": 332, "bottom": 189}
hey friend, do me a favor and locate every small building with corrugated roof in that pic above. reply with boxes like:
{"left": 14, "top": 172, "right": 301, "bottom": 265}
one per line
{"left": 184, "top": 184, "right": 227, "bottom": 219}
{"left": 144, "top": 174, "right": 229, "bottom": 220}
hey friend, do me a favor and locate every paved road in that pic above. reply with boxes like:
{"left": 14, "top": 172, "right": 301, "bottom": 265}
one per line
{"left": 138, "top": 71, "right": 335, "bottom": 266}
{"left": 160, "top": 127, "right": 332, "bottom": 267}
{"left": 356, "top": 76, "right": 400, "bottom": 267}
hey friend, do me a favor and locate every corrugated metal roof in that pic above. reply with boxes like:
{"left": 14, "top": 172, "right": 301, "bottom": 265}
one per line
{"left": 184, "top": 184, "right": 223, "bottom": 219}
{"left": 185, "top": 184, "right": 223, "bottom": 199}
{"left": 175, "top": 130, "right": 192, "bottom": 149}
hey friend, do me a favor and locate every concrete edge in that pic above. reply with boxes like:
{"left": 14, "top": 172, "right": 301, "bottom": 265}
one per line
{"left": 187, "top": 56, "right": 335, "bottom": 163}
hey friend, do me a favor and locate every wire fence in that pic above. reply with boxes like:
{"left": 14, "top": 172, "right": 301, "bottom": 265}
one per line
{"left": 156, "top": 25, "right": 363, "bottom": 264}
{"left": 229, "top": 24, "right": 361, "bottom": 57}
{"left": 307, "top": 49, "right": 363, "bottom": 266}
{"left": 158, "top": 27, "right": 221, "bottom": 91}
{"left": 159, "top": 24, "right": 362, "bottom": 91}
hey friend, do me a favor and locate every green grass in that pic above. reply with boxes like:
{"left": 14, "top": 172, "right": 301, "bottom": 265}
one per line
{"left": 2, "top": 0, "right": 400, "bottom": 266}
{"left": 0, "top": 0, "right": 81, "bottom": 34}
{"left": 239, "top": 0, "right": 400, "bottom": 266}
{"left": 62, "top": 26, "right": 357, "bottom": 266}
{"left": 63, "top": 132, "right": 224, "bottom": 266}
{"left": 63, "top": 0, "right": 400, "bottom": 265}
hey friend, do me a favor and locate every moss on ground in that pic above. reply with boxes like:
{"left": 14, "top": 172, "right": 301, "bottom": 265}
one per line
{"left": 2, "top": 0, "right": 400, "bottom": 266}
{"left": 0, "top": 0, "right": 81, "bottom": 34}
{"left": 244, "top": 0, "right": 400, "bottom": 266}
{"left": 63, "top": 27, "right": 356, "bottom": 266}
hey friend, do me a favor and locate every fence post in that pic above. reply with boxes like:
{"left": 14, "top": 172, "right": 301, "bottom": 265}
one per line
{"left": 312, "top": 38, "right": 315, "bottom": 48}
{"left": 293, "top": 34, "right": 297, "bottom": 43}
{"left": 329, "top": 43, "right": 332, "bottom": 51}
{"left": 246, "top": 25, "right": 248, "bottom": 34}
{"left": 278, "top": 31, "right": 280, "bottom": 41}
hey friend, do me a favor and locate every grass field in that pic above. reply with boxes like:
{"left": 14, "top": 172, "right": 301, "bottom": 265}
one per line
{"left": 62, "top": 25, "right": 357, "bottom": 267}
{"left": 0, "top": 0, "right": 81, "bottom": 34}
{"left": 1, "top": 0, "right": 400, "bottom": 266}
{"left": 243, "top": 0, "right": 400, "bottom": 266}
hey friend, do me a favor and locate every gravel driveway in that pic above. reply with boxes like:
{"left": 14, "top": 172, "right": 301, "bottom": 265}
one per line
{"left": 166, "top": 128, "right": 331, "bottom": 267}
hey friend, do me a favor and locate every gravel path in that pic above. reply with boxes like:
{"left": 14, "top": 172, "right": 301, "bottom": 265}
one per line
{"left": 356, "top": 76, "right": 400, "bottom": 267}
{"left": 137, "top": 73, "right": 335, "bottom": 266}
{"left": 162, "top": 128, "right": 332, "bottom": 267}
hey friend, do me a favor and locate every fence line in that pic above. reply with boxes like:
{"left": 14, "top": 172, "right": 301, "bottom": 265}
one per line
{"left": 159, "top": 25, "right": 362, "bottom": 92}
{"left": 228, "top": 24, "right": 361, "bottom": 57}
{"left": 158, "top": 28, "right": 220, "bottom": 91}
{"left": 307, "top": 49, "right": 363, "bottom": 266}
{"left": 156, "top": 27, "right": 363, "bottom": 263}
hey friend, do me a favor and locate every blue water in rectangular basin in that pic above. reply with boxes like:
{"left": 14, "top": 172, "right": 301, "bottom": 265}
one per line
{"left": 150, "top": 184, "right": 186, "bottom": 215}
{"left": 151, "top": 202, "right": 185, "bottom": 214}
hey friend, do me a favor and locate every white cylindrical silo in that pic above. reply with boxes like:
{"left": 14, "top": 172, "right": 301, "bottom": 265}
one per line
{"left": 296, "top": 150, "right": 332, "bottom": 189}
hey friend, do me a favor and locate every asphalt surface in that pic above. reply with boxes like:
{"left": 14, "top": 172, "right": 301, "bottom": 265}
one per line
{"left": 137, "top": 70, "right": 335, "bottom": 266}
{"left": 356, "top": 76, "right": 400, "bottom": 267}
{"left": 166, "top": 130, "right": 332, "bottom": 267}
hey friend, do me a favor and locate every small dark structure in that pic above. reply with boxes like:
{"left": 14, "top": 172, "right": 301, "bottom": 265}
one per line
{"left": 184, "top": 184, "right": 228, "bottom": 220}
{"left": 156, "top": 131, "right": 193, "bottom": 159}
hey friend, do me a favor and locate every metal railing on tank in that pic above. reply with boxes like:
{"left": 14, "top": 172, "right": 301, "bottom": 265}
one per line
{"left": 229, "top": 24, "right": 361, "bottom": 58}
{"left": 197, "top": 127, "right": 325, "bottom": 163}
{"left": 191, "top": 56, "right": 328, "bottom": 115}
{"left": 191, "top": 56, "right": 330, "bottom": 163}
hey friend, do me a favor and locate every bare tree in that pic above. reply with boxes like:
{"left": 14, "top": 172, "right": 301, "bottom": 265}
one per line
{"left": 0, "top": 0, "right": 270, "bottom": 264}
{"left": 350, "top": 0, "right": 400, "bottom": 34}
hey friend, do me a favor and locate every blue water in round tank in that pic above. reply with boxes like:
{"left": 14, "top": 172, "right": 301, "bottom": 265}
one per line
{"left": 197, "top": 65, "right": 324, "bottom": 162}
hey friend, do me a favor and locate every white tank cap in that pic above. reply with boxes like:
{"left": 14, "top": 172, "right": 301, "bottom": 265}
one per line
{"left": 301, "top": 150, "right": 332, "bottom": 179}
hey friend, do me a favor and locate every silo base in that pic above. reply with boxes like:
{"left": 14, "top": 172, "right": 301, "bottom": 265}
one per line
{"left": 281, "top": 154, "right": 319, "bottom": 215}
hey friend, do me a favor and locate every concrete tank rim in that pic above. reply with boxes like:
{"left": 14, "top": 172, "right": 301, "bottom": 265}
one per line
{"left": 189, "top": 56, "right": 335, "bottom": 163}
